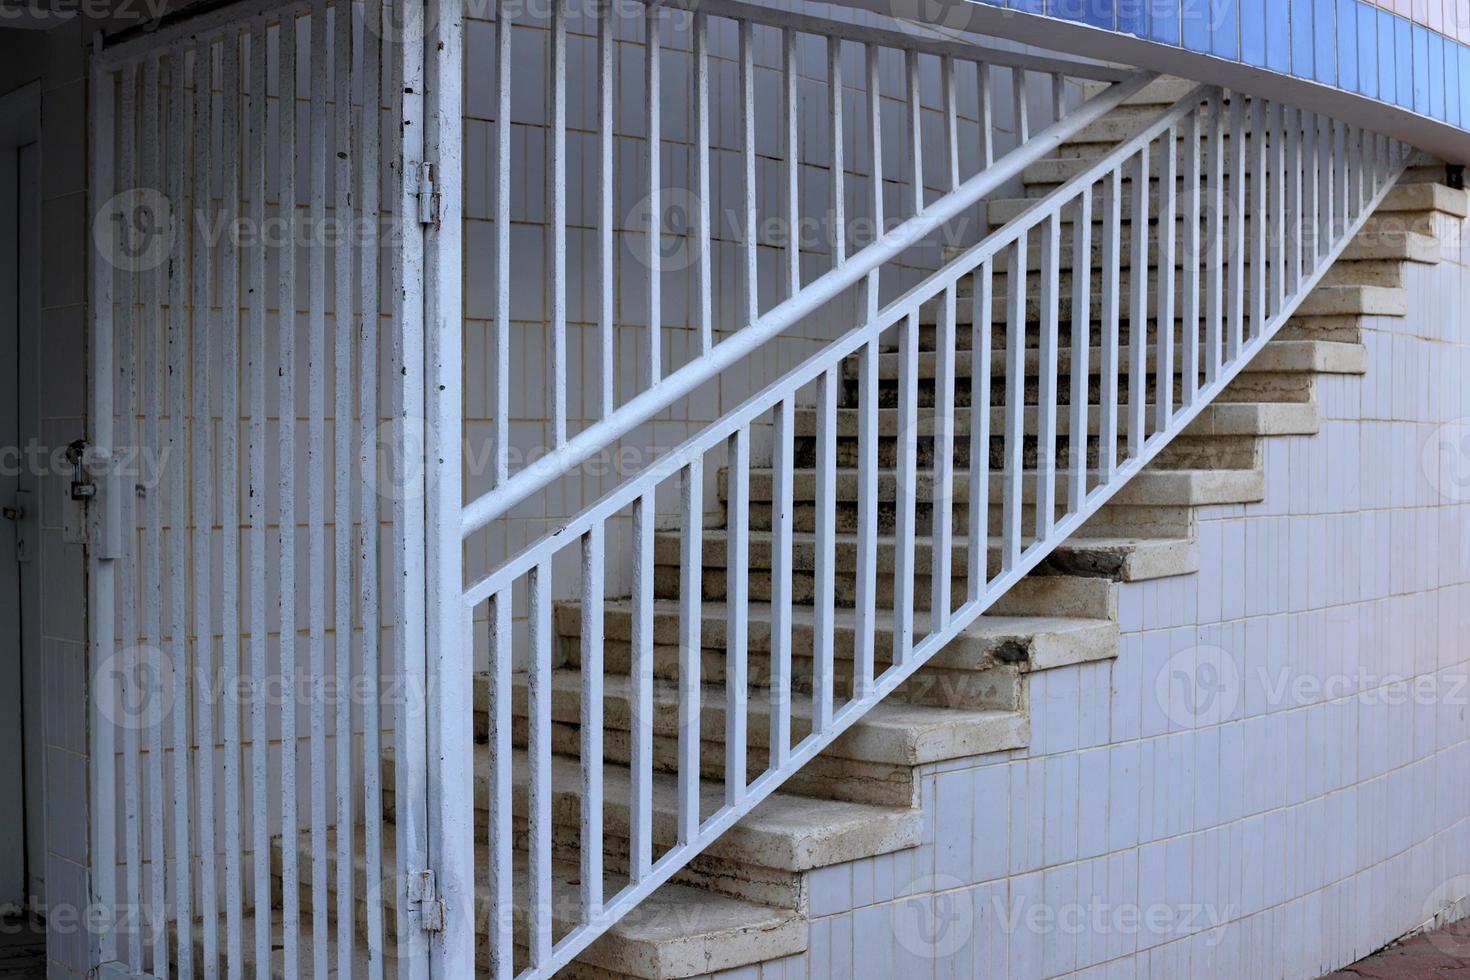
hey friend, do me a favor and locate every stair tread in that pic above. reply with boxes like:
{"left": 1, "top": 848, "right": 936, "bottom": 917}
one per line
{"left": 274, "top": 830, "right": 806, "bottom": 979}
{"left": 842, "top": 340, "right": 1365, "bottom": 378}
{"left": 496, "top": 669, "right": 1029, "bottom": 766}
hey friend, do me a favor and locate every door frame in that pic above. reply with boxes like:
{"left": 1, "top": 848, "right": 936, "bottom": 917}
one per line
{"left": 0, "top": 79, "right": 42, "bottom": 917}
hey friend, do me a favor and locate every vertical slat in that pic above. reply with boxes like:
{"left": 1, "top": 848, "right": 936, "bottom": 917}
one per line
{"left": 1226, "top": 93, "right": 1246, "bottom": 361}
{"left": 165, "top": 44, "right": 192, "bottom": 980}
{"left": 1098, "top": 170, "right": 1122, "bottom": 480}
{"left": 725, "top": 429, "right": 749, "bottom": 803}
{"left": 1176, "top": 100, "right": 1199, "bottom": 411}
{"left": 907, "top": 50, "right": 924, "bottom": 214}
{"left": 493, "top": 0, "right": 511, "bottom": 482}
{"left": 977, "top": 61, "right": 994, "bottom": 168}
{"left": 741, "top": 21, "right": 758, "bottom": 323}
{"left": 1126, "top": 146, "right": 1149, "bottom": 458}
{"left": 1035, "top": 215, "right": 1061, "bottom": 539}
{"left": 942, "top": 54, "right": 959, "bottom": 190}
{"left": 580, "top": 525, "right": 605, "bottom": 919}
{"left": 188, "top": 38, "right": 219, "bottom": 973}
{"left": 1050, "top": 71, "right": 1065, "bottom": 122}
{"left": 865, "top": 42, "right": 882, "bottom": 317}
{"left": 598, "top": 0, "right": 615, "bottom": 410}
{"left": 218, "top": 32, "right": 244, "bottom": 973}
{"left": 1317, "top": 115, "right": 1332, "bottom": 261}
{"left": 931, "top": 285, "right": 956, "bottom": 628}
{"left": 307, "top": 1, "right": 331, "bottom": 970}
{"left": 1286, "top": 105, "right": 1302, "bottom": 296}
{"left": 486, "top": 591, "right": 514, "bottom": 976}
{"left": 1204, "top": 91, "right": 1224, "bottom": 384}
{"left": 1011, "top": 66, "right": 1029, "bottom": 144}
{"left": 784, "top": 27, "right": 800, "bottom": 295}
{"left": 678, "top": 460, "right": 703, "bottom": 844}
{"left": 892, "top": 313, "right": 919, "bottom": 661}
{"left": 813, "top": 368, "right": 838, "bottom": 729}
{"left": 1001, "top": 235, "right": 1026, "bottom": 569}
{"left": 274, "top": 12, "right": 299, "bottom": 970}
{"left": 245, "top": 17, "right": 271, "bottom": 972}
{"left": 1334, "top": 120, "right": 1349, "bottom": 239}
{"left": 769, "top": 398, "right": 794, "bottom": 765}
{"left": 139, "top": 54, "right": 167, "bottom": 979}
{"left": 854, "top": 341, "right": 878, "bottom": 699}
{"left": 830, "top": 38, "right": 847, "bottom": 265}
{"left": 1270, "top": 102, "right": 1286, "bottom": 317}
{"left": 968, "top": 261, "right": 993, "bottom": 598}
{"left": 527, "top": 562, "right": 554, "bottom": 966}
{"left": 1249, "top": 99, "right": 1268, "bottom": 340}
{"left": 646, "top": 3, "right": 661, "bottom": 382}
{"left": 359, "top": 2, "right": 386, "bottom": 970}
{"left": 332, "top": 0, "right": 357, "bottom": 966}
{"left": 693, "top": 13, "right": 712, "bottom": 353}
{"left": 629, "top": 494, "right": 655, "bottom": 880}
{"left": 1156, "top": 125, "right": 1178, "bottom": 430}
{"left": 550, "top": 0, "right": 567, "bottom": 445}
{"left": 1068, "top": 190, "right": 1093, "bottom": 513}
{"left": 117, "top": 60, "right": 142, "bottom": 971}
{"left": 1303, "top": 111, "right": 1319, "bottom": 272}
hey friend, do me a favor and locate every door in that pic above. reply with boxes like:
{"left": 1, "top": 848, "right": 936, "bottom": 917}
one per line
{"left": 0, "top": 100, "right": 40, "bottom": 915}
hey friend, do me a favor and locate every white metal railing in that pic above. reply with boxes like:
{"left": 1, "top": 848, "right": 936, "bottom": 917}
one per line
{"left": 461, "top": 58, "right": 1412, "bottom": 977}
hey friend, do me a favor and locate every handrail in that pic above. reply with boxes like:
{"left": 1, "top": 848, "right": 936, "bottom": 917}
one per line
{"left": 458, "top": 67, "right": 1158, "bottom": 537}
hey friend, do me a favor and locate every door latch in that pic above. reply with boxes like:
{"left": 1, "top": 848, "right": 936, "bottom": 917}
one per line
{"left": 67, "top": 440, "right": 95, "bottom": 500}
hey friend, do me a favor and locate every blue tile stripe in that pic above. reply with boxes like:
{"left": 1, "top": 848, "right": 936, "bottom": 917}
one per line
{"left": 968, "top": 0, "right": 1470, "bottom": 133}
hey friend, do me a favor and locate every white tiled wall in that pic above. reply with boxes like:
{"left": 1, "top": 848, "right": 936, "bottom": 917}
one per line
{"left": 718, "top": 221, "right": 1470, "bottom": 978}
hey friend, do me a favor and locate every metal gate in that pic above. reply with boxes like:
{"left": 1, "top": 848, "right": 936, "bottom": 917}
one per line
{"left": 87, "top": 1, "right": 454, "bottom": 975}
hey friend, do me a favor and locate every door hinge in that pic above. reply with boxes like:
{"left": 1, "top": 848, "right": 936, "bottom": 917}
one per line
{"left": 414, "top": 160, "right": 441, "bottom": 229}
{"left": 409, "top": 869, "right": 445, "bottom": 933}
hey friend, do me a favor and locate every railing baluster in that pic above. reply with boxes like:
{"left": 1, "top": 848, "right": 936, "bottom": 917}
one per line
{"left": 908, "top": 49, "right": 924, "bottom": 214}
{"left": 1250, "top": 99, "right": 1268, "bottom": 341}
{"left": 1051, "top": 71, "right": 1065, "bottom": 121}
{"left": 1271, "top": 101, "right": 1286, "bottom": 318}
{"left": 932, "top": 285, "right": 957, "bottom": 628}
{"left": 493, "top": 0, "right": 512, "bottom": 484}
{"left": 1317, "top": 114, "right": 1332, "bottom": 266}
{"left": 943, "top": 54, "right": 960, "bottom": 190}
{"left": 1334, "top": 120, "right": 1349, "bottom": 239}
{"left": 1303, "top": 110, "right": 1319, "bottom": 271}
{"left": 1286, "top": 105, "right": 1302, "bottom": 296}
{"left": 599, "top": 0, "right": 615, "bottom": 412}
{"left": 977, "top": 61, "right": 994, "bottom": 169}
{"left": 1181, "top": 103, "right": 1201, "bottom": 409}
{"left": 855, "top": 340, "right": 879, "bottom": 699}
{"left": 487, "top": 590, "right": 514, "bottom": 975}
{"left": 785, "top": 27, "right": 801, "bottom": 294}
{"left": 1157, "top": 124, "right": 1178, "bottom": 430}
{"left": 865, "top": 42, "right": 883, "bottom": 318}
{"left": 770, "top": 398, "right": 795, "bottom": 766}
{"left": 679, "top": 460, "right": 703, "bottom": 844}
{"left": 1226, "top": 92, "right": 1246, "bottom": 361}
{"left": 1204, "top": 91, "right": 1224, "bottom": 384}
{"left": 694, "top": 12, "right": 712, "bottom": 354}
{"left": 551, "top": 0, "right": 567, "bottom": 445}
{"left": 1001, "top": 235, "right": 1026, "bottom": 570}
{"left": 630, "top": 493, "right": 655, "bottom": 880}
{"left": 1036, "top": 215, "right": 1061, "bottom": 539}
{"left": 893, "top": 313, "right": 919, "bottom": 662}
{"left": 1127, "top": 145, "right": 1150, "bottom": 457}
{"left": 1099, "top": 169, "right": 1122, "bottom": 480}
{"left": 528, "top": 561, "right": 554, "bottom": 967}
{"left": 646, "top": 3, "right": 661, "bottom": 383}
{"left": 581, "top": 525, "right": 605, "bottom": 919}
{"left": 969, "top": 261, "right": 994, "bottom": 598}
{"left": 1012, "top": 66, "right": 1030, "bottom": 144}
{"left": 1069, "top": 190, "right": 1093, "bottom": 512}
{"left": 742, "top": 21, "right": 758, "bottom": 323}
{"left": 726, "top": 429, "right": 749, "bottom": 803}
{"left": 814, "top": 368, "right": 838, "bottom": 728}
{"left": 831, "top": 38, "right": 847, "bottom": 265}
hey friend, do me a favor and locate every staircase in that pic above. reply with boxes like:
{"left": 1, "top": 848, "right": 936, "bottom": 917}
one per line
{"left": 251, "top": 76, "right": 1459, "bottom": 978}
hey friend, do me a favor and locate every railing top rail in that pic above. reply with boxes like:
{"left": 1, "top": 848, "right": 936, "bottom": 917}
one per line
{"left": 665, "top": 0, "right": 1134, "bottom": 83}
{"left": 457, "top": 67, "right": 1158, "bottom": 541}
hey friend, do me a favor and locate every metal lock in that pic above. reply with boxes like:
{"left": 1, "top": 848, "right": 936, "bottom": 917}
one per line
{"left": 68, "top": 439, "right": 95, "bottom": 500}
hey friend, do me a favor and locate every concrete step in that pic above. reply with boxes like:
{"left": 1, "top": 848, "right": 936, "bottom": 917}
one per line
{"left": 655, "top": 529, "right": 1197, "bottom": 585}
{"left": 1081, "top": 75, "right": 1202, "bottom": 106}
{"left": 271, "top": 832, "right": 807, "bottom": 979}
{"left": 556, "top": 600, "right": 1118, "bottom": 682}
